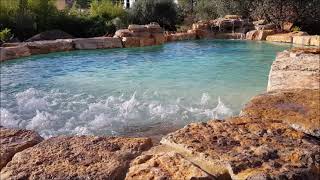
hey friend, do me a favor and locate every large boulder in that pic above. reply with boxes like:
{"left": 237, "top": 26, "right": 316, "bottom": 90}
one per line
{"left": 266, "top": 31, "right": 308, "bottom": 43}
{"left": 116, "top": 23, "right": 165, "bottom": 47}
{"left": 0, "top": 136, "right": 152, "bottom": 179}
{"left": 241, "top": 89, "right": 320, "bottom": 137}
{"left": 0, "top": 45, "right": 31, "bottom": 61}
{"left": 25, "top": 30, "right": 73, "bottom": 42}
{"left": 267, "top": 48, "right": 320, "bottom": 91}
{"left": 293, "top": 35, "right": 320, "bottom": 46}
{"left": 246, "top": 30, "right": 276, "bottom": 41}
{"left": 292, "top": 36, "right": 313, "bottom": 46}
{"left": 73, "top": 37, "right": 123, "bottom": 50}
{"left": 26, "top": 39, "right": 74, "bottom": 55}
{"left": 0, "top": 128, "right": 43, "bottom": 170}
{"left": 159, "top": 118, "right": 320, "bottom": 179}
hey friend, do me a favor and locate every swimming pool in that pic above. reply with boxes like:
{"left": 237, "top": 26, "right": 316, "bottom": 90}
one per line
{"left": 0, "top": 40, "right": 291, "bottom": 138}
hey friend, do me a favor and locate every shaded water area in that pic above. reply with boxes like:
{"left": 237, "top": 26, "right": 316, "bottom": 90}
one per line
{"left": 0, "top": 40, "right": 291, "bottom": 138}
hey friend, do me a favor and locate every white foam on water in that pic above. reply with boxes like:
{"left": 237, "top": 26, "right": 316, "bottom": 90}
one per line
{"left": 0, "top": 108, "right": 19, "bottom": 128}
{"left": 15, "top": 88, "right": 48, "bottom": 114}
{"left": 200, "top": 93, "right": 211, "bottom": 105}
{"left": 1, "top": 88, "right": 233, "bottom": 138}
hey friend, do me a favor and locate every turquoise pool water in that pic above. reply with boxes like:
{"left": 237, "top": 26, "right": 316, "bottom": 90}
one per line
{"left": 0, "top": 40, "right": 291, "bottom": 138}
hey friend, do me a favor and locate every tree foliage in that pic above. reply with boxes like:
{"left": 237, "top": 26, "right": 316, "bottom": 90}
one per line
{"left": 178, "top": 0, "right": 320, "bottom": 34}
{"left": 0, "top": 0, "right": 126, "bottom": 40}
{"left": 129, "top": 0, "right": 182, "bottom": 30}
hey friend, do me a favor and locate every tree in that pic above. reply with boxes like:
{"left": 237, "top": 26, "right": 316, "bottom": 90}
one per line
{"left": 129, "top": 0, "right": 180, "bottom": 30}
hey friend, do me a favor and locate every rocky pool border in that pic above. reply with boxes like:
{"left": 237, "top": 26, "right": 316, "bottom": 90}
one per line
{"left": 1, "top": 20, "right": 319, "bottom": 62}
{"left": 1, "top": 47, "right": 319, "bottom": 179}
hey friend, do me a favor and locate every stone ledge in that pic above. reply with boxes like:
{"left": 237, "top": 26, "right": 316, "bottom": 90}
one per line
{"left": 0, "top": 127, "right": 43, "bottom": 170}
{"left": 0, "top": 37, "right": 123, "bottom": 61}
{"left": 0, "top": 136, "right": 152, "bottom": 179}
{"left": 157, "top": 118, "right": 320, "bottom": 180}
{"left": 265, "top": 31, "right": 309, "bottom": 43}
{"left": 246, "top": 30, "right": 276, "bottom": 41}
{"left": 241, "top": 89, "right": 320, "bottom": 137}
{"left": 267, "top": 49, "right": 320, "bottom": 91}
{"left": 73, "top": 37, "right": 123, "bottom": 50}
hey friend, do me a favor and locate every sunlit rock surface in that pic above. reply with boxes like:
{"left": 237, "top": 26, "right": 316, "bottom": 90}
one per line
{"left": 246, "top": 30, "right": 276, "bottom": 41}
{"left": 126, "top": 150, "right": 214, "bottom": 180}
{"left": 26, "top": 39, "right": 74, "bottom": 55}
{"left": 157, "top": 118, "right": 320, "bottom": 180}
{"left": 241, "top": 89, "right": 320, "bottom": 137}
{"left": 267, "top": 48, "right": 320, "bottom": 91}
{"left": 266, "top": 31, "right": 308, "bottom": 43}
{"left": 0, "top": 128, "right": 43, "bottom": 170}
{"left": 114, "top": 23, "right": 165, "bottom": 47}
{"left": 0, "top": 136, "right": 152, "bottom": 180}
{"left": 292, "top": 35, "right": 320, "bottom": 46}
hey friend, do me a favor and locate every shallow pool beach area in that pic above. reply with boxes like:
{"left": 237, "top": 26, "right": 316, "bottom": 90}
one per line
{"left": 0, "top": 40, "right": 291, "bottom": 138}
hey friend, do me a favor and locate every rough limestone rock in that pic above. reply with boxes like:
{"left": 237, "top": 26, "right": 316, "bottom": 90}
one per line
{"left": 116, "top": 23, "right": 165, "bottom": 47}
{"left": 140, "top": 38, "right": 156, "bottom": 47}
{"left": 310, "top": 35, "right": 320, "bottom": 46}
{"left": 0, "top": 45, "right": 31, "bottom": 61}
{"left": 191, "top": 17, "right": 254, "bottom": 38}
{"left": 73, "top": 37, "right": 123, "bottom": 50}
{"left": 152, "top": 33, "right": 166, "bottom": 45}
{"left": 25, "top": 30, "right": 73, "bottom": 42}
{"left": 266, "top": 31, "right": 308, "bottom": 43}
{"left": 26, "top": 39, "right": 74, "bottom": 55}
{"left": 126, "top": 151, "right": 214, "bottom": 180}
{"left": 214, "top": 33, "right": 246, "bottom": 40}
{"left": 0, "top": 128, "right": 43, "bottom": 170}
{"left": 122, "top": 37, "right": 141, "bottom": 48}
{"left": 292, "top": 36, "right": 313, "bottom": 46}
{"left": 128, "top": 25, "right": 148, "bottom": 32}
{"left": 145, "top": 23, "right": 164, "bottom": 33}
{"left": 246, "top": 30, "right": 276, "bottom": 41}
{"left": 224, "top": 15, "right": 242, "bottom": 20}
{"left": 114, "top": 29, "right": 134, "bottom": 38}
{"left": 292, "top": 36, "right": 320, "bottom": 46}
{"left": 241, "top": 89, "right": 320, "bottom": 137}
{"left": 0, "top": 136, "right": 152, "bottom": 180}
{"left": 160, "top": 119, "right": 320, "bottom": 180}
{"left": 267, "top": 49, "right": 320, "bottom": 91}
{"left": 165, "top": 32, "right": 197, "bottom": 42}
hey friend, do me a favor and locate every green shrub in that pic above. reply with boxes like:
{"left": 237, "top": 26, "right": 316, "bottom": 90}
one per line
{"left": 0, "top": 28, "right": 13, "bottom": 42}
{"left": 291, "top": 26, "right": 301, "bottom": 32}
{"left": 0, "top": 0, "right": 120, "bottom": 40}
{"left": 89, "top": 0, "right": 126, "bottom": 19}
